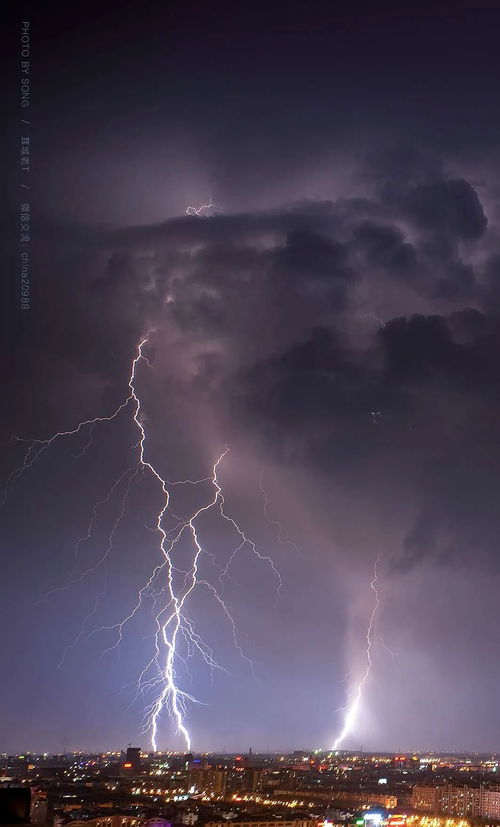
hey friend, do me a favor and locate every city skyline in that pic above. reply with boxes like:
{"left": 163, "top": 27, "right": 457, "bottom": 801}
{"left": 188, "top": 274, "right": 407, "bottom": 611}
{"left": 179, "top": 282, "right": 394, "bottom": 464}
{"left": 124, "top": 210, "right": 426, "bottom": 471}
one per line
{"left": 8, "top": 743, "right": 500, "bottom": 827}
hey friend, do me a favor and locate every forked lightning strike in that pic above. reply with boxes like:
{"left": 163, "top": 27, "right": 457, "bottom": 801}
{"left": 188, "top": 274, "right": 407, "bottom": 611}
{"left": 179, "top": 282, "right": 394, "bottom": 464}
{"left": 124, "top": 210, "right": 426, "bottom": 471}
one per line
{"left": 332, "top": 555, "right": 380, "bottom": 751}
{"left": 2, "top": 339, "right": 282, "bottom": 752}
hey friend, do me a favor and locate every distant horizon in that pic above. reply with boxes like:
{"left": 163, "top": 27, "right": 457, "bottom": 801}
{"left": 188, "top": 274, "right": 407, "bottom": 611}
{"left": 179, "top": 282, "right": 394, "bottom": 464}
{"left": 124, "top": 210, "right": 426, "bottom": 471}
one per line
{"left": 4, "top": 747, "right": 500, "bottom": 757}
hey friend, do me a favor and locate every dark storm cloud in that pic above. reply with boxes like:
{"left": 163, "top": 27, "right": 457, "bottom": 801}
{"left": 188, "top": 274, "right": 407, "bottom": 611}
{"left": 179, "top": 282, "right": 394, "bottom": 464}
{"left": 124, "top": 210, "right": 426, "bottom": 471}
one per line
{"left": 14, "top": 154, "right": 498, "bottom": 582}
{"left": 25, "top": 159, "right": 492, "bottom": 400}
{"left": 231, "top": 308, "right": 500, "bottom": 572}
{"left": 482, "top": 253, "right": 500, "bottom": 310}
{"left": 31, "top": 166, "right": 474, "bottom": 382}
{"left": 5, "top": 0, "right": 500, "bottom": 754}
{"left": 351, "top": 220, "right": 419, "bottom": 286}
{"left": 404, "top": 178, "right": 488, "bottom": 240}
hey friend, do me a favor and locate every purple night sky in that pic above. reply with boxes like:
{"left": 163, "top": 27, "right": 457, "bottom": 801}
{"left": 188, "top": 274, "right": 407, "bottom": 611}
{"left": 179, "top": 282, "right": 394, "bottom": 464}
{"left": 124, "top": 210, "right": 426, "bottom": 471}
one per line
{"left": 2, "top": 0, "right": 500, "bottom": 755}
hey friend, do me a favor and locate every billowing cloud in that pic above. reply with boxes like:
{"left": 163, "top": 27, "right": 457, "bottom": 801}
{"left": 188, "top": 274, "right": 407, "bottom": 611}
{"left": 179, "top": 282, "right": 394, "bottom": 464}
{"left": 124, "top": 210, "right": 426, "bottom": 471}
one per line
{"left": 4, "top": 130, "right": 500, "bottom": 752}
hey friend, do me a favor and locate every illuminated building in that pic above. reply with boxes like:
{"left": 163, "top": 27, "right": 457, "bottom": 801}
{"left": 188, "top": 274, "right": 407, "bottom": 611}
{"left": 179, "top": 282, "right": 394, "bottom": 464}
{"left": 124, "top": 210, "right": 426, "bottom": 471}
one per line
{"left": 242, "top": 768, "right": 264, "bottom": 793}
{"left": 357, "top": 811, "right": 386, "bottom": 826}
{"left": 206, "top": 821, "right": 315, "bottom": 827}
{"left": 478, "top": 788, "right": 500, "bottom": 819}
{"left": 411, "top": 788, "right": 440, "bottom": 813}
{"left": 411, "top": 786, "right": 480, "bottom": 817}
{"left": 411, "top": 785, "right": 500, "bottom": 819}
{"left": 387, "top": 816, "right": 407, "bottom": 827}
{"left": 274, "top": 789, "right": 397, "bottom": 809}
{"left": 188, "top": 768, "right": 228, "bottom": 795}
{"left": 122, "top": 747, "right": 141, "bottom": 774}
{"left": 71, "top": 817, "right": 140, "bottom": 827}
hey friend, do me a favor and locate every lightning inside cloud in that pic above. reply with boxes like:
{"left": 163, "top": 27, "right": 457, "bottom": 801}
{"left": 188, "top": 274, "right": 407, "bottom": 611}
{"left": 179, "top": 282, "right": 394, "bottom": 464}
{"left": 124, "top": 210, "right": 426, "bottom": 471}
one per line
{"left": 185, "top": 190, "right": 217, "bottom": 216}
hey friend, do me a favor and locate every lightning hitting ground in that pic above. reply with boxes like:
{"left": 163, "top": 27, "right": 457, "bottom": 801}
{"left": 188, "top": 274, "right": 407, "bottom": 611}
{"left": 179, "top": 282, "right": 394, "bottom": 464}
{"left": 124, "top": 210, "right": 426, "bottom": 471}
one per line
{"left": 1, "top": 339, "right": 282, "bottom": 752}
{"left": 331, "top": 555, "right": 381, "bottom": 751}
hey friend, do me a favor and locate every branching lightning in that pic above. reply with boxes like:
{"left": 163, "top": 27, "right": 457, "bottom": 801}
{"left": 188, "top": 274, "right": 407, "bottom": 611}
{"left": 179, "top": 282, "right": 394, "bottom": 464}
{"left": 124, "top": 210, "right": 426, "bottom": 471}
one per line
{"left": 331, "top": 555, "right": 380, "bottom": 751}
{"left": 259, "top": 471, "right": 304, "bottom": 559}
{"left": 378, "top": 635, "right": 399, "bottom": 673}
{"left": 2, "top": 339, "right": 282, "bottom": 752}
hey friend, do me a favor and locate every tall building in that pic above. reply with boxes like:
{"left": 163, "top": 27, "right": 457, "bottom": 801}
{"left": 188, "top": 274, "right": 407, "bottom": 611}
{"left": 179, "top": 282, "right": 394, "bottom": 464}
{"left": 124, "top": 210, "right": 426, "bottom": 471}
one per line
{"left": 243, "top": 768, "right": 263, "bottom": 793}
{"left": 122, "top": 747, "right": 141, "bottom": 774}
{"left": 410, "top": 786, "right": 438, "bottom": 812}
{"left": 411, "top": 784, "right": 500, "bottom": 819}
{"left": 188, "top": 768, "right": 227, "bottom": 796}
{"left": 479, "top": 788, "right": 500, "bottom": 819}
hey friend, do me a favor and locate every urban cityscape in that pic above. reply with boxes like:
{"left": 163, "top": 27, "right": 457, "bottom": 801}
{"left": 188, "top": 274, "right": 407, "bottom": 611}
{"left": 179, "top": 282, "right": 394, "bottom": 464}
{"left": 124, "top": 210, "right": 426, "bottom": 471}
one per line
{"left": 4, "top": 749, "right": 500, "bottom": 827}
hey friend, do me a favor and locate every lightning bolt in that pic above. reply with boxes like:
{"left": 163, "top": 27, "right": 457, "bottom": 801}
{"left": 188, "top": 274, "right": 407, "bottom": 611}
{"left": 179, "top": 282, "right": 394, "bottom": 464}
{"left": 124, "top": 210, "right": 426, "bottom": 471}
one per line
{"left": 259, "top": 471, "right": 304, "bottom": 559}
{"left": 3, "top": 339, "right": 281, "bottom": 753}
{"left": 0, "top": 390, "right": 135, "bottom": 508}
{"left": 362, "top": 313, "right": 386, "bottom": 328}
{"left": 331, "top": 555, "right": 380, "bottom": 751}
{"left": 378, "top": 635, "right": 399, "bottom": 673}
{"left": 185, "top": 190, "right": 216, "bottom": 216}
{"left": 42, "top": 463, "right": 140, "bottom": 602}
